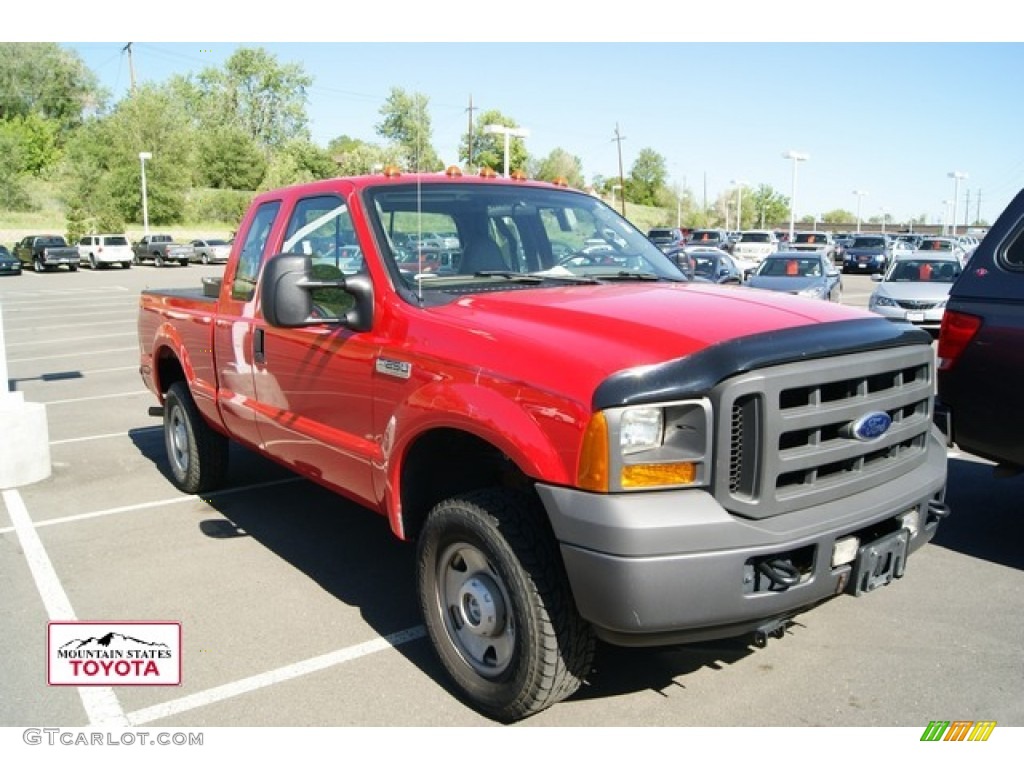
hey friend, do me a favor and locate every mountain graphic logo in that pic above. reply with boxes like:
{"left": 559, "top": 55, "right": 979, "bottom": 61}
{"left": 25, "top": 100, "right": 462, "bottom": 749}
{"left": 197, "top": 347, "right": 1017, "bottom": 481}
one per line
{"left": 60, "top": 631, "right": 171, "bottom": 652}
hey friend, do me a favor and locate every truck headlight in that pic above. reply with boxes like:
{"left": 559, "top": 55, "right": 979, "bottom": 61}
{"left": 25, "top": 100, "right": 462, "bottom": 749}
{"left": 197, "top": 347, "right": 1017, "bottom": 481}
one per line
{"left": 872, "top": 295, "right": 898, "bottom": 308}
{"left": 578, "top": 399, "right": 712, "bottom": 492}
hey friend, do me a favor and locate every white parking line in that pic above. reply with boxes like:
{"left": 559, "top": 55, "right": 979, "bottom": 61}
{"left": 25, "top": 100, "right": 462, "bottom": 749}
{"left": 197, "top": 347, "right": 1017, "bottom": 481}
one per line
{"left": 2, "top": 489, "right": 128, "bottom": 727}
{"left": 50, "top": 426, "right": 159, "bottom": 445}
{"left": 3, "top": 331, "right": 137, "bottom": 347}
{"left": 0, "top": 477, "right": 304, "bottom": 535}
{"left": 5, "top": 346, "right": 138, "bottom": 363}
{"left": 41, "top": 390, "right": 150, "bottom": 405}
{"left": 126, "top": 625, "right": 427, "bottom": 725}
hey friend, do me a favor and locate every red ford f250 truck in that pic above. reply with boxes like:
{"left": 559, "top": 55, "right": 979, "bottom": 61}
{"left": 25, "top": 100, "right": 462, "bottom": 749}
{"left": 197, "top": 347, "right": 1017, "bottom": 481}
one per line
{"left": 138, "top": 170, "right": 950, "bottom": 722}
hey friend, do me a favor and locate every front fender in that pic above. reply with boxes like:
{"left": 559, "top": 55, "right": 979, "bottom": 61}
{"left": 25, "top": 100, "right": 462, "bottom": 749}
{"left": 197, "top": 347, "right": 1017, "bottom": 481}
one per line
{"left": 381, "top": 380, "right": 587, "bottom": 538}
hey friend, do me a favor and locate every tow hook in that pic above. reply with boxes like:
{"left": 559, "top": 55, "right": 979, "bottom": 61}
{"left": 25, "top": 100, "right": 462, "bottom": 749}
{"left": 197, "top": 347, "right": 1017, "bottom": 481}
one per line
{"left": 755, "top": 557, "right": 801, "bottom": 589}
{"left": 753, "top": 619, "right": 789, "bottom": 648}
{"left": 927, "top": 499, "right": 952, "bottom": 523}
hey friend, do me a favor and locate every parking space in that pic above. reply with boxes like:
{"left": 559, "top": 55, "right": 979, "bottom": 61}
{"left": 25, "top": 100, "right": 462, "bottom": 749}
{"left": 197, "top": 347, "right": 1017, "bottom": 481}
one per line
{"left": 2, "top": 267, "right": 1023, "bottom": 732}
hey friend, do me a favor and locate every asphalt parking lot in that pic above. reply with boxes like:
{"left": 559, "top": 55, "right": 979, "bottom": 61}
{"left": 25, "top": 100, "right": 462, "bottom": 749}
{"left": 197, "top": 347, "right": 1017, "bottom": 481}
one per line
{"left": 2, "top": 265, "right": 1022, "bottom": 735}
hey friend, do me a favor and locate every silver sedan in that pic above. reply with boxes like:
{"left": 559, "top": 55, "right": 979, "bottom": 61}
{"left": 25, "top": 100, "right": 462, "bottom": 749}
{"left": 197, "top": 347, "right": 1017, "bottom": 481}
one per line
{"left": 746, "top": 252, "right": 843, "bottom": 302}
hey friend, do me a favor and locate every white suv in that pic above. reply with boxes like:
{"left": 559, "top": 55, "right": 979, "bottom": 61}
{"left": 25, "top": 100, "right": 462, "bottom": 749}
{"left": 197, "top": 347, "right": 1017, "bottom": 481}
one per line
{"left": 731, "top": 230, "right": 779, "bottom": 265}
{"left": 78, "top": 234, "right": 133, "bottom": 269}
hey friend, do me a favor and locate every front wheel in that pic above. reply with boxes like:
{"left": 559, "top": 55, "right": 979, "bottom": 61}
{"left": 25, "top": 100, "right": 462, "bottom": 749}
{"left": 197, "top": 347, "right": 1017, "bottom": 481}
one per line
{"left": 154, "top": 254, "right": 164, "bottom": 268}
{"left": 163, "top": 382, "right": 228, "bottom": 494}
{"left": 416, "top": 489, "right": 595, "bottom": 722}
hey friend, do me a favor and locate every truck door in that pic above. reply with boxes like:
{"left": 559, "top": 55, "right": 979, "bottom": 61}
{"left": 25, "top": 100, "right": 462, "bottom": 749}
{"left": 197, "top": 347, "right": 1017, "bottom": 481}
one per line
{"left": 251, "top": 191, "right": 378, "bottom": 505}
{"left": 212, "top": 199, "right": 283, "bottom": 450}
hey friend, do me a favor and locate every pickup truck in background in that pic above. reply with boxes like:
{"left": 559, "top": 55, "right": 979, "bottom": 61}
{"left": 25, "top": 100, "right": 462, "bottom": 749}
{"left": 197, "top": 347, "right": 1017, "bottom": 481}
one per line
{"left": 138, "top": 171, "right": 950, "bottom": 722}
{"left": 132, "top": 234, "right": 193, "bottom": 267}
{"left": 14, "top": 234, "right": 81, "bottom": 272}
{"left": 937, "top": 188, "right": 1024, "bottom": 476}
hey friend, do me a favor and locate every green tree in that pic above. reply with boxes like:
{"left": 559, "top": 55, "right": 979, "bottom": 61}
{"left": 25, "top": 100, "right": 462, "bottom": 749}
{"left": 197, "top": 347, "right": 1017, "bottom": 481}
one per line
{"left": 530, "top": 147, "right": 584, "bottom": 188}
{"left": 186, "top": 47, "right": 312, "bottom": 149}
{"left": 327, "top": 136, "right": 395, "bottom": 176}
{"left": 747, "top": 184, "right": 790, "bottom": 229}
{"left": 626, "top": 148, "right": 667, "bottom": 206}
{"left": 197, "top": 125, "right": 267, "bottom": 189}
{"left": 459, "top": 110, "right": 526, "bottom": 175}
{"left": 376, "top": 87, "right": 442, "bottom": 172}
{"left": 822, "top": 208, "right": 855, "bottom": 225}
{"left": 0, "top": 43, "right": 102, "bottom": 130}
{"left": 62, "top": 85, "right": 195, "bottom": 228}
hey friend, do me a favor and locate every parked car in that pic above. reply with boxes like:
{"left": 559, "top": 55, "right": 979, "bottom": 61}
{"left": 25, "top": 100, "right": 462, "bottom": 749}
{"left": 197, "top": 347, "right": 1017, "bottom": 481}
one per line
{"left": 13, "top": 234, "right": 81, "bottom": 272}
{"left": 77, "top": 234, "right": 133, "bottom": 269}
{"left": 647, "top": 227, "right": 686, "bottom": 253}
{"left": 917, "top": 236, "right": 967, "bottom": 264}
{"left": 842, "top": 234, "right": 894, "bottom": 274}
{"left": 687, "top": 248, "right": 745, "bottom": 284}
{"left": 936, "top": 187, "right": 1024, "bottom": 474}
{"left": 687, "top": 228, "right": 730, "bottom": 250}
{"left": 190, "top": 238, "right": 232, "bottom": 265}
{"left": 747, "top": 252, "right": 843, "bottom": 302}
{"left": 730, "top": 230, "right": 779, "bottom": 265}
{"left": 867, "top": 254, "right": 962, "bottom": 331}
{"left": 0, "top": 244, "right": 22, "bottom": 276}
{"left": 789, "top": 231, "right": 839, "bottom": 264}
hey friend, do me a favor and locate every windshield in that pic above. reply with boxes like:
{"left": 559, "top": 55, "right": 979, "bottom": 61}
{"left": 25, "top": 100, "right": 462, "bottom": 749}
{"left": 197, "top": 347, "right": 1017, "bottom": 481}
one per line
{"left": 887, "top": 260, "right": 961, "bottom": 283}
{"left": 921, "top": 239, "right": 953, "bottom": 251}
{"left": 851, "top": 237, "right": 886, "bottom": 249}
{"left": 757, "top": 257, "right": 823, "bottom": 277}
{"left": 362, "top": 182, "right": 685, "bottom": 298}
{"left": 105, "top": 236, "right": 129, "bottom": 246}
{"left": 739, "top": 232, "right": 771, "bottom": 243}
{"left": 793, "top": 233, "right": 826, "bottom": 244}
{"left": 690, "top": 230, "right": 722, "bottom": 243}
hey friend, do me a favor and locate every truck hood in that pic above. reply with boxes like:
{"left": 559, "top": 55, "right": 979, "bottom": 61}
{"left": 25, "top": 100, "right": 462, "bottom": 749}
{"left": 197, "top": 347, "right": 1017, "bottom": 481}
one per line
{"left": 425, "top": 281, "right": 876, "bottom": 406}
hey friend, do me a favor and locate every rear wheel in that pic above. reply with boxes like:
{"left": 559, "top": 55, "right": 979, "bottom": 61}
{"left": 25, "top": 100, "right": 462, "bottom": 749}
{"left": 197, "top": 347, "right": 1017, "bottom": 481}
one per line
{"left": 163, "top": 382, "right": 228, "bottom": 494}
{"left": 417, "top": 489, "right": 595, "bottom": 722}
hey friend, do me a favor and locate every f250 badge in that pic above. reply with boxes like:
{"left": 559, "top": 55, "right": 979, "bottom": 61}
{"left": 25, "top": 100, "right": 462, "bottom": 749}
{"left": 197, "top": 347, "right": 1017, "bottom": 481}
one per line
{"left": 843, "top": 411, "right": 892, "bottom": 441}
{"left": 376, "top": 358, "right": 412, "bottom": 379}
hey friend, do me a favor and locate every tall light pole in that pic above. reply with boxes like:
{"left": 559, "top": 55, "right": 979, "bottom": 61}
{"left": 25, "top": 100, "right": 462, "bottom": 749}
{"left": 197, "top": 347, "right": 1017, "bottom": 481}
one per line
{"left": 852, "top": 189, "right": 868, "bottom": 233}
{"left": 139, "top": 151, "right": 152, "bottom": 238}
{"left": 948, "top": 171, "right": 968, "bottom": 236}
{"left": 484, "top": 124, "right": 529, "bottom": 178}
{"left": 942, "top": 200, "right": 953, "bottom": 235}
{"left": 782, "top": 150, "right": 809, "bottom": 242}
{"left": 731, "top": 179, "right": 748, "bottom": 231}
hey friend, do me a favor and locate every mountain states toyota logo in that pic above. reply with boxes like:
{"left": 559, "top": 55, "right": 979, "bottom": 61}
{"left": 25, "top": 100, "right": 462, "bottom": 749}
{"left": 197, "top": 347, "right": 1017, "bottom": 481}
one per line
{"left": 48, "top": 622, "right": 181, "bottom": 686}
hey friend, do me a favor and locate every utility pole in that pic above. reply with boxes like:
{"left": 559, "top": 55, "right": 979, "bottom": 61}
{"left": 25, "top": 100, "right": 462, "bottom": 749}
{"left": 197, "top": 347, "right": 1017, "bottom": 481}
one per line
{"left": 965, "top": 189, "right": 971, "bottom": 230}
{"left": 976, "top": 189, "right": 982, "bottom": 225}
{"left": 465, "top": 94, "right": 476, "bottom": 171}
{"left": 122, "top": 43, "right": 136, "bottom": 92}
{"left": 612, "top": 123, "right": 626, "bottom": 217}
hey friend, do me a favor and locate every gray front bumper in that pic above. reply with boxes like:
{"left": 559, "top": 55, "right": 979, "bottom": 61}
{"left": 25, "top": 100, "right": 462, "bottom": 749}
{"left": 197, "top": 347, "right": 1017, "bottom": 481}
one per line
{"left": 536, "top": 430, "right": 948, "bottom": 646}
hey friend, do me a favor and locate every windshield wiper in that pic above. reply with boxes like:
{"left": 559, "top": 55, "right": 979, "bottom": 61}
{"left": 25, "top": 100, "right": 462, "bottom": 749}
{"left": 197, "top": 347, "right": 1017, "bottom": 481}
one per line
{"left": 474, "top": 270, "right": 544, "bottom": 282}
{"left": 590, "top": 270, "right": 671, "bottom": 282}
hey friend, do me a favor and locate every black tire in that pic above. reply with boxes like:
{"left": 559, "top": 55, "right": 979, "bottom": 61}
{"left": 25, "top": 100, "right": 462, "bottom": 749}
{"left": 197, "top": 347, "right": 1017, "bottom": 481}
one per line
{"left": 163, "top": 381, "right": 228, "bottom": 494}
{"left": 416, "top": 489, "right": 595, "bottom": 722}
{"left": 34, "top": 256, "right": 46, "bottom": 273}
{"left": 69, "top": 264, "right": 78, "bottom": 272}
{"left": 122, "top": 262, "right": 131, "bottom": 269}
{"left": 154, "top": 254, "right": 165, "bottom": 268}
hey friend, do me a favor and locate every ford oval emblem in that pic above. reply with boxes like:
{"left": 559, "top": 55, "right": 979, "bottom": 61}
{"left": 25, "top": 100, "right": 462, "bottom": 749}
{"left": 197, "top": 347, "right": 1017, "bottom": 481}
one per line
{"left": 848, "top": 412, "right": 892, "bottom": 441}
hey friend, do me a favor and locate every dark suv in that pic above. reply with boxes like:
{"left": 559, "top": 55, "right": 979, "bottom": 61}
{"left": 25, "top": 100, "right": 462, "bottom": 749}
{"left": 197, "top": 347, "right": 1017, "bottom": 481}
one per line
{"left": 687, "top": 228, "right": 730, "bottom": 251}
{"left": 647, "top": 227, "right": 685, "bottom": 253}
{"left": 936, "top": 187, "right": 1024, "bottom": 474}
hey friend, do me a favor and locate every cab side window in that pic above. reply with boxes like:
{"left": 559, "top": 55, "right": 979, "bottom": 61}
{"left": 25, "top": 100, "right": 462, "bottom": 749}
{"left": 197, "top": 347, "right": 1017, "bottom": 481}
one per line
{"left": 232, "top": 201, "right": 281, "bottom": 302}
{"left": 283, "top": 195, "right": 360, "bottom": 319}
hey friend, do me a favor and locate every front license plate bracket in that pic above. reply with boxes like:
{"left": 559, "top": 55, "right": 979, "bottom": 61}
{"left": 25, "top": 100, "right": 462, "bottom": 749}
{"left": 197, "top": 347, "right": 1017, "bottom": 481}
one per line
{"left": 852, "top": 529, "right": 909, "bottom": 595}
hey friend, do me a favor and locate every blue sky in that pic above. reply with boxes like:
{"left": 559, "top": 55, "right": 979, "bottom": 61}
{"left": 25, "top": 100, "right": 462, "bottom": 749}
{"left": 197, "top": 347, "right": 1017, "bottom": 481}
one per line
{"left": 33, "top": 3, "right": 1024, "bottom": 226}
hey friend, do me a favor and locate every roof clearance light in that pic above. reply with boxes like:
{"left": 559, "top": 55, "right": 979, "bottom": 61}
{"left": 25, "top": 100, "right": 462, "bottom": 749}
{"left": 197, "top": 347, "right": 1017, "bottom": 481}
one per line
{"left": 552, "top": 177, "right": 569, "bottom": 187}
{"left": 445, "top": 165, "right": 463, "bottom": 177}
{"left": 479, "top": 167, "right": 498, "bottom": 178}
{"left": 510, "top": 170, "right": 527, "bottom": 181}
{"left": 382, "top": 165, "right": 402, "bottom": 178}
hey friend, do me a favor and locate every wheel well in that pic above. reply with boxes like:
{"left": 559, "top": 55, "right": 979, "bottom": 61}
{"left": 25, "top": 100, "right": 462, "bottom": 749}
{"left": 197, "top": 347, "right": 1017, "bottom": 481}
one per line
{"left": 155, "top": 349, "right": 186, "bottom": 394}
{"left": 400, "top": 428, "right": 535, "bottom": 541}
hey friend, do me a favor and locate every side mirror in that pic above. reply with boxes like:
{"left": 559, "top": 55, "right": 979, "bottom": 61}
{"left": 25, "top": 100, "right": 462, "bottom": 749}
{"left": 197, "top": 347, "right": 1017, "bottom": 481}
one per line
{"left": 260, "top": 253, "right": 373, "bottom": 331}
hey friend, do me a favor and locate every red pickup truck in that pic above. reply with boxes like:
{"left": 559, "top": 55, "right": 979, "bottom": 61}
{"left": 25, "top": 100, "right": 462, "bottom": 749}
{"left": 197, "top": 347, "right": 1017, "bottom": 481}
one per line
{"left": 138, "top": 170, "right": 950, "bottom": 722}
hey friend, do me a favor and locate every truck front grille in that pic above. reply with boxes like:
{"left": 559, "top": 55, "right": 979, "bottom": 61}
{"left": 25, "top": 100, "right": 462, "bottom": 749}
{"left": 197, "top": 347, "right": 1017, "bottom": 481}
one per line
{"left": 714, "top": 345, "right": 934, "bottom": 519}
